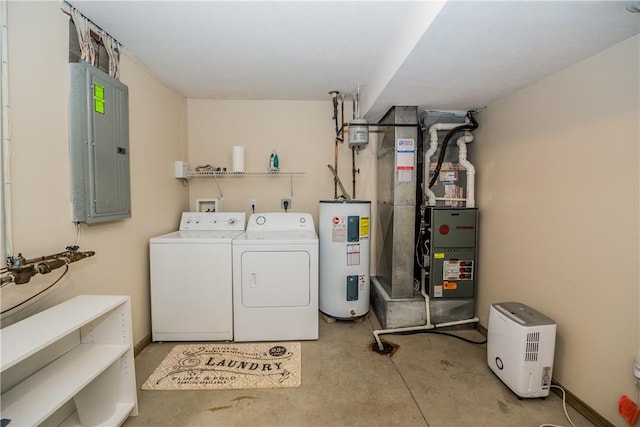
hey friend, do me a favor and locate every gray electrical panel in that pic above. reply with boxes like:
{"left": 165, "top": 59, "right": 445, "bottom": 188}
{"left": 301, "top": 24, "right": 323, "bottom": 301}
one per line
{"left": 428, "top": 207, "right": 478, "bottom": 298}
{"left": 69, "top": 62, "right": 130, "bottom": 223}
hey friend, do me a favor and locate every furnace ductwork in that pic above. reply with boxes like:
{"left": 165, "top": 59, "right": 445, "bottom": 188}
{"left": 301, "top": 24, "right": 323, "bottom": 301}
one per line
{"left": 456, "top": 132, "right": 475, "bottom": 208}
{"left": 421, "top": 110, "right": 478, "bottom": 208}
{"left": 425, "top": 119, "right": 470, "bottom": 206}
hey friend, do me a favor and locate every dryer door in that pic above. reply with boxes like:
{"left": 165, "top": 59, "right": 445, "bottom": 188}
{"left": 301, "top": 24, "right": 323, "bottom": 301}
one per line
{"left": 241, "top": 250, "right": 310, "bottom": 307}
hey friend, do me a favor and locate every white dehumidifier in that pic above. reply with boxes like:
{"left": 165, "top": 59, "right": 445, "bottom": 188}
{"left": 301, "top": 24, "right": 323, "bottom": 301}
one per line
{"left": 487, "top": 302, "right": 556, "bottom": 398}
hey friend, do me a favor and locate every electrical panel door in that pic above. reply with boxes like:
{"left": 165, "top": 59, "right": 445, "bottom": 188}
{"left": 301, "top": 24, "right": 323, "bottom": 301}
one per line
{"left": 69, "top": 62, "right": 130, "bottom": 223}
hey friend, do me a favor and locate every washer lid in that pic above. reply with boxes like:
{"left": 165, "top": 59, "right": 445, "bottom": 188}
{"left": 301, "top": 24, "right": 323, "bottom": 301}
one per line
{"left": 150, "top": 230, "right": 245, "bottom": 243}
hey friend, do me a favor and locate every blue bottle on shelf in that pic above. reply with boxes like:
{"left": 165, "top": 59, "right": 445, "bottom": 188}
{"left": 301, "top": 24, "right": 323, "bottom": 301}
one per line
{"left": 269, "top": 150, "right": 279, "bottom": 172}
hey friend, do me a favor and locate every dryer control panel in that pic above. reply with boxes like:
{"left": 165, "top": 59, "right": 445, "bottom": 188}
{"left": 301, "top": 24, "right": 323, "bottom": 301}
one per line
{"left": 179, "top": 212, "right": 246, "bottom": 231}
{"left": 247, "top": 213, "right": 315, "bottom": 231}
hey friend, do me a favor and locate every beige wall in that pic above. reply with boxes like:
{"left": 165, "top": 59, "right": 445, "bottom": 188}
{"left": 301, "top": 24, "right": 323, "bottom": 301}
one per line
{"left": 472, "top": 34, "right": 639, "bottom": 425}
{"left": 6, "top": 3, "right": 636, "bottom": 423}
{"left": 186, "top": 99, "right": 378, "bottom": 230}
{"left": 3, "top": 1, "right": 188, "bottom": 344}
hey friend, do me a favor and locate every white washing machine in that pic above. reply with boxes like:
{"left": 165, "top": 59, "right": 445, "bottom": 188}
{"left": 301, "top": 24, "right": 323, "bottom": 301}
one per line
{"left": 232, "top": 212, "right": 319, "bottom": 342}
{"left": 149, "top": 212, "right": 245, "bottom": 341}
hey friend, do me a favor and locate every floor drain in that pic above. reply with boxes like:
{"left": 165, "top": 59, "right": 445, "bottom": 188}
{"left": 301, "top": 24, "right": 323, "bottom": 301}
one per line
{"left": 370, "top": 341, "right": 399, "bottom": 356}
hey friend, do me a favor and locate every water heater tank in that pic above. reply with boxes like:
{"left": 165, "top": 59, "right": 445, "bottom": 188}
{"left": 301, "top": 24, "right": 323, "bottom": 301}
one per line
{"left": 319, "top": 200, "right": 371, "bottom": 319}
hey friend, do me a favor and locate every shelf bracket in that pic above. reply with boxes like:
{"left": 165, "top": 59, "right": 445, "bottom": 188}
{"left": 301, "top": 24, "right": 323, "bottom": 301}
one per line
{"left": 290, "top": 175, "right": 294, "bottom": 198}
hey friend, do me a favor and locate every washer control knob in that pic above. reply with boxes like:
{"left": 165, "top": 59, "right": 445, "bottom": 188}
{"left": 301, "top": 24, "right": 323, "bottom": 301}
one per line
{"left": 228, "top": 218, "right": 236, "bottom": 225}
{"left": 300, "top": 217, "right": 306, "bottom": 223}
{"left": 256, "top": 215, "right": 266, "bottom": 225}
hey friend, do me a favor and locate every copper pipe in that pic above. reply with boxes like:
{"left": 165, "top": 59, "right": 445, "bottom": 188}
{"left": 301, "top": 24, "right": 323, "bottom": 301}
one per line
{"left": 329, "top": 91, "right": 340, "bottom": 199}
{"left": 352, "top": 146, "right": 356, "bottom": 198}
{"left": 6, "top": 250, "right": 95, "bottom": 285}
{"left": 350, "top": 92, "right": 357, "bottom": 198}
{"left": 334, "top": 141, "right": 338, "bottom": 199}
{"left": 340, "top": 97, "right": 345, "bottom": 128}
{"left": 23, "top": 251, "right": 67, "bottom": 265}
{"left": 327, "top": 165, "right": 351, "bottom": 200}
{"left": 335, "top": 96, "right": 346, "bottom": 199}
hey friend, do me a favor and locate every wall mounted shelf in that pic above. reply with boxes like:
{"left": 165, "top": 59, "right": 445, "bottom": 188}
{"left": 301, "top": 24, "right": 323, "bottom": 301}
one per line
{"left": 181, "top": 169, "right": 305, "bottom": 200}
{"left": 188, "top": 170, "right": 304, "bottom": 177}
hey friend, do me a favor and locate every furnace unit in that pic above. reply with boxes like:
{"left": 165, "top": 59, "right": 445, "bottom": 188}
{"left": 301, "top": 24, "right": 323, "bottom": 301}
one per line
{"left": 370, "top": 107, "right": 480, "bottom": 329}
{"left": 426, "top": 207, "right": 478, "bottom": 299}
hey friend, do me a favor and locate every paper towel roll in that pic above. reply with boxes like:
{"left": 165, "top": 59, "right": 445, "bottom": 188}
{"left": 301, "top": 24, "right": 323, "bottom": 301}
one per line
{"left": 232, "top": 146, "right": 245, "bottom": 172}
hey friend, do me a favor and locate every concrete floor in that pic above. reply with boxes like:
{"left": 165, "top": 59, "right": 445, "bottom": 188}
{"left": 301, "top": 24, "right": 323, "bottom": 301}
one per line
{"left": 124, "top": 313, "right": 593, "bottom": 427}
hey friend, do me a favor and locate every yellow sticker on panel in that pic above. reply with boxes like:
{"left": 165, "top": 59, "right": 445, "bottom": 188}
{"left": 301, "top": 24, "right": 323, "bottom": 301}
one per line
{"left": 434, "top": 253, "right": 445, "bottom": 259}
{"left": 94, "top": 98, "right": 105, "bottom": 114}
{"left": 94, "top": 83, "right": 105, "bottom": 100}
{"left": 360, "top": 217, "right": 369, "bottom": 239}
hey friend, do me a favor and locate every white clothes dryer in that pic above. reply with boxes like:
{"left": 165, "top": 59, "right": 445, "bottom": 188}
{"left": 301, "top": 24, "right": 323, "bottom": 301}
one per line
{"left": 149, "top": 212, "right": 245, "bottom": 341}
{"left": 232, "top": 213, "right": 319, "bottom": 341}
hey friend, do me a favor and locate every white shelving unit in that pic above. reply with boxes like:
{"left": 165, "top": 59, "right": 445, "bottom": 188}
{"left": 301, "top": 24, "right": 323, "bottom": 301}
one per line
{"left": 1, "top": 295, "right": 138, "bottom": 426}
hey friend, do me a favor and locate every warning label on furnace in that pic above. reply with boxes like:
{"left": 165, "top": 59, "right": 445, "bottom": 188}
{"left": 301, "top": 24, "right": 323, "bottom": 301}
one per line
{"left": 433, "top": 285, "right": 443, "bottom": 298}
{"left": 443, "top": 260, "right": 474, "bottom": 281}
{"left": 396, "top": 139, "right": 415, "bottom": 183}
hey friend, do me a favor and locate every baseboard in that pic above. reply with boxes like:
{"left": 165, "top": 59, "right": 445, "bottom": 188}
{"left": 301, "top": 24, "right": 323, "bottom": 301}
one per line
{"left": 475, "top": 323, "right": 612, "bottom": 426}
{"left": 475, "top": 322, "right": 488, "bottom": 336}
{"left": 550, "top": 381, "right": 614, "bottom": 427}
{"left": 134, "top": 334, "right": 151, "bottom": 357}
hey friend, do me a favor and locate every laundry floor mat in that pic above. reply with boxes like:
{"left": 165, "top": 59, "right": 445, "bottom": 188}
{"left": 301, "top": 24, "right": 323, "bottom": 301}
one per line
{"left": 142, "top": 342, "right": 301, "bottom": 390}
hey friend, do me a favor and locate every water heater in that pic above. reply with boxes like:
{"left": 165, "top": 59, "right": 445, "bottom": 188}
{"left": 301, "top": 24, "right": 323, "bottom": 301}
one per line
{"left": 487, "top": 302, "right": 556, "bottom": 398}
{"left": 319, "top": 200, "right": 371, "bottom": 319}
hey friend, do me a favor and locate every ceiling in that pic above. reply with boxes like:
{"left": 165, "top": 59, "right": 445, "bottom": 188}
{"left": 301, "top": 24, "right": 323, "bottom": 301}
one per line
{"left": 68, "top": 1, "right": 640, "bottom": 122}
